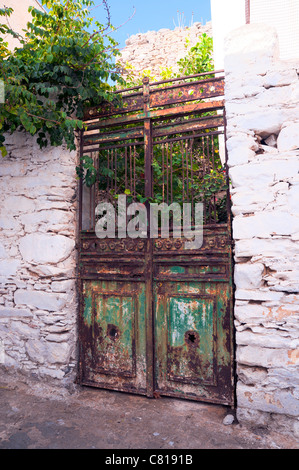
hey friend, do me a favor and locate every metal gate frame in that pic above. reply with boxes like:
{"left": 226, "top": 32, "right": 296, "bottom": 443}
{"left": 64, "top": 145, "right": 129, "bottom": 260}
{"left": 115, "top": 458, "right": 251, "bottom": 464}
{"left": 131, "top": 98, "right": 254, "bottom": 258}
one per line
{"left": 77, "top": 71, "right": 235, "bottom": 406}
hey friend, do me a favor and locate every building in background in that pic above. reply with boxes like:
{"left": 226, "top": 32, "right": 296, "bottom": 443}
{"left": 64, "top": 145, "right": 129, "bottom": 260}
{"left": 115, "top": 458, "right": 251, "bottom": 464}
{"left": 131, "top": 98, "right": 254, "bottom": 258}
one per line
{"left": 211, "top": 0, "right": 299, "bottom": 69}
{"left": 1, "top": 0, "right": 45, "bottom": 50}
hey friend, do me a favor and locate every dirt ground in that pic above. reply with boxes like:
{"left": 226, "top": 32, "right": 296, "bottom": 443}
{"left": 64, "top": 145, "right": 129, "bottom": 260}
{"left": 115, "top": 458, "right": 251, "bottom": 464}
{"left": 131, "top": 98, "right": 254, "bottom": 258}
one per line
{"left": 0, "top": 369, "right": 297, "bottom": 450}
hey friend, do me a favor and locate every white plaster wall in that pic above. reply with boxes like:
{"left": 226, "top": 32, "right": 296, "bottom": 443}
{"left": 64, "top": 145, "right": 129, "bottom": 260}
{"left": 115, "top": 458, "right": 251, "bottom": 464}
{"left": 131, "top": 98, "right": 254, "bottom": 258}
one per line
{"left": 210, "top": 0, "right": 246, "bottom": 70}
{"left": 211, "top": 0, "right": 299, "bottom": 69}
{"left": 250, "top": 0, "right": 299, "bottom": 61}
{"left": 224, "top": 23, "right": 299, "bottom": 439}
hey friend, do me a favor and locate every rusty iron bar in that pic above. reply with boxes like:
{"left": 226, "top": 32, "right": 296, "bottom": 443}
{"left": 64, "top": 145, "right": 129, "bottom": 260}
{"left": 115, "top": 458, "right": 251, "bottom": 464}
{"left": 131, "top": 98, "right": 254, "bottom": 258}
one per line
{"left": 245, "top": 0, "right": 250, "bottom": 24}
{"left": 111, "top": 70, "right": 224, "bottom": 95}
{"left": 153, "top": 130, "right": 223, "bottom": 146}
{"left": 130, "top": 146, "right": 133, "bottom": 193}
{"left": 170, "top": 143, "right": 173, "bottom": 204}
{"left": 125, "top": 147, "right": 128, "bottom": 189}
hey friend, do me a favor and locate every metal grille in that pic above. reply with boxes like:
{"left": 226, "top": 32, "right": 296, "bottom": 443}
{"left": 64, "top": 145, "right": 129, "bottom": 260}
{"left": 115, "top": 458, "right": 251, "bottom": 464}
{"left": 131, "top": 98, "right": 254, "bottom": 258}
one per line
{"left": 80, "top": 72, "right": 228, "bottom": 229}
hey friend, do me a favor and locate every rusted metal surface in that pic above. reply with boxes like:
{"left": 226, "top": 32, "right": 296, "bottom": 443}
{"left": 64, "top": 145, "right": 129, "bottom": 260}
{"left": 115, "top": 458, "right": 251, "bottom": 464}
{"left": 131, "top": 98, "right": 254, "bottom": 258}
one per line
{"left": 149, "top": 77, "right": 224, "bottom": 108}
{"left": 78, "top": 72, "right": 234, "bottom": 405}
{"left": 84, "top": 71, "right": 225, "bottom": 120}
{"left": 245, "top": 0, "right": 251, "bottom": 24}
{"left": 80, "top": 280, "right": 147, "bottom": 394}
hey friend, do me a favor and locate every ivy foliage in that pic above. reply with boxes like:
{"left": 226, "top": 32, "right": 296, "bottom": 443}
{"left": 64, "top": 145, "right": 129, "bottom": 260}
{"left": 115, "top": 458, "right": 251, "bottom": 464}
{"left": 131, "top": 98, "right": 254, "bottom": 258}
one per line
{"left": 0, "top": 0, "right": 124, "bottom": 156}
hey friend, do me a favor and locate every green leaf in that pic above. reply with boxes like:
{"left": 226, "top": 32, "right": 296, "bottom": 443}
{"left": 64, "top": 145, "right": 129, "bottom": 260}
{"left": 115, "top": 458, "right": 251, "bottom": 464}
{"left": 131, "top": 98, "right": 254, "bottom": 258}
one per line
{"left": 0, "top": 146, "right": 7, "bottom": 157}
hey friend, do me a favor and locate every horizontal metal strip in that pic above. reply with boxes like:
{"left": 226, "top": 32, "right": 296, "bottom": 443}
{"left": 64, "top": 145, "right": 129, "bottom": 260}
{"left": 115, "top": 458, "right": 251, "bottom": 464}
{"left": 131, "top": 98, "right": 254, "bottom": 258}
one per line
{"left": 82, "top": 141, "right": 144, "bottom": 153}
{"left": 79, "top": 380, "right": 147, "bottom": 396}
{"left": 153, "top": 112, "right": 223, "bottom": 131}
{"left": 152, "top": 116, "right": 224, "bottom": 138}
{"left": 80, "top": 275, "right": 146, "bottom": 282}
{"left": 80, "top": 256, "right": 146, "bottom": 261}
{"left": 84, "top": 125, "right": 144, "bottom": 137}
{"left": 154, "top": 389, "right": 232, "bottom": 406}
{"left": 153, "top": 129, "right": 223, "bottom": 145}
{"left": 83, "top": 127, "right": 144, "bottom": 145}
{"left": 84, "top": 100, "right": 224, "bottom": 131}
{"left": 154, "top": 250, "right": 230, "bottom": 257}
{"left": 150, "top": 79, "right": 224, "bottom": 108}
{"left": 81, "top": 253, "right": 146, "bottom": 270}
{"left": 84, "top": 95, "right": 144, "bottom": 120}
{"left": 112, "top": 70, "right": 224, "bottom": 94}
{"left": 153, "top": 276, "right": 230, "bottom": 282}
{"left": 153, "top": 260, "right": 230, "bottom": 267}
{"left": 152, "top": 75, "right": 224, "bottom": 93}
{"left": 80, "top": 224, "right": 229, "bottom": 235}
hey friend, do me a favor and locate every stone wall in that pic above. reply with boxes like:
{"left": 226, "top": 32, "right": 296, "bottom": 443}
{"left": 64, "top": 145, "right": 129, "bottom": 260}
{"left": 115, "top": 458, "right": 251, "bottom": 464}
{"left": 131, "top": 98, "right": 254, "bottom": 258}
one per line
{"left": 0, "top": 132, "right": 78, "bottom": 383}
{"left": 119, "top": 22, "right": 213, "bottom": 80}
{"left": 224, "top": 24, "right": 299, "bottom": 438}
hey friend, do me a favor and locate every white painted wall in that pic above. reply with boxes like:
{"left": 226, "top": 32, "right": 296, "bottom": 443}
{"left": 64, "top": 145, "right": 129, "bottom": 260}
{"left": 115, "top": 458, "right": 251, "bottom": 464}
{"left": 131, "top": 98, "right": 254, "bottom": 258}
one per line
{"left": 224, "top": 22, "right": 299, "bottom": 439}
{"left": 250, "top": 0, "right": 299, "bottom": 60}
{"left": 211, "top": 0, "right": 299, "bottom": 68}
{"left": 211, "top": 0, "right": 246, "bottom": 70}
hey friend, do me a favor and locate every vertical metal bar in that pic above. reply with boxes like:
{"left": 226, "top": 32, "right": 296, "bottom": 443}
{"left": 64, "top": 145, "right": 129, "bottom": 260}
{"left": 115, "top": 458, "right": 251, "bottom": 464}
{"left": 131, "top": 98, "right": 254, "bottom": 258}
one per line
{"left": 190, "top": 139, "right": 194, "bottom": 225}
{"left": 211, "top": 135, "right": 216, "bottom": 222}
{"left": 206, "top": 135, "right": 214, "bottom": 222}
{"left": 125, "top": 147, "right": 128, "bottom": 190}
{"left": 114, "top": 149, "right": 117, "bottom": 193}
{"left": 78, "top": 130, "right": 83, "bottom": 234}
{"left": 206, "top": 136, "right": 211, "bottom": 172}
{"left": 143, "top": 76, "right": 154, "bottom": 398}
{"left": 107, "top": 150, "right": 110, "bottom": 192}
{"left": 77, "top": 134, "right": 84, "bottom": 385}
{"left": 133, "top": 146, "right": 136, "bottom": 197}
{"left": 166, "top": 143, "right": 169, "bottom": 205}
{"left": 162, "top": 144, "right": 165, "bottom": 203}
{"left": 181, "top": 141, "right": 185, "bottom": 203}
{"left": 201, "top": 136, "right": 206, "bottom": 176}
{"left": 130, "top": 146, "right": 133, "bottom": 193}
{"left": 89, "top": 152, "right": 93, "bottom": 228}
{"left": 143, "top": 75, "right": 152, "bottom": 200}
{"left": 245, "top": 0, "right": 250, "bottom": 24}
{"left": 170, "top": 142, "right": 173, "bottom": 203}
{"left": 185, "top": 140, "right": 189, "bottom": 202}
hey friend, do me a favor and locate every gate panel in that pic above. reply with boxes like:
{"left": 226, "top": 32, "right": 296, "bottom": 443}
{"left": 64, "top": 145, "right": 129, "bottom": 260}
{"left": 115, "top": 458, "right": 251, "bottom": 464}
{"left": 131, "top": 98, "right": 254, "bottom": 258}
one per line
{"left": 78, "top": 71, "right": 234, "bottom": 405}
{"left": 80, "top": 280, "right": 147, "bottom": 394}
{"left": 153, "top": 227, "right": 233, "bottom": 405}
{"left": 154, "top": 281, "right": 233, "bottom": 404}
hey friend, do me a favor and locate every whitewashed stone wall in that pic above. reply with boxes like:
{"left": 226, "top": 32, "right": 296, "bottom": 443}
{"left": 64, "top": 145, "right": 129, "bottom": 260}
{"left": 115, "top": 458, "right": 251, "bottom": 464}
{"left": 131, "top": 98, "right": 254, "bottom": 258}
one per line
{"left": 224, "top": 24, "right": 299, "bottom": 438}
{"left": 0, "top": 132, "right": 78, "bottom": 383}
{"left": 119, "top": 22, "right": 213, "bottom": 80}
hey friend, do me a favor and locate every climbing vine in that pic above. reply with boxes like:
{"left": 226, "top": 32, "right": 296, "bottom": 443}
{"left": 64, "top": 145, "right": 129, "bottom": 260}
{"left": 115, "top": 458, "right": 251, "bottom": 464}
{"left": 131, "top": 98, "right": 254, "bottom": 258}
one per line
{"left": 0, "top": 0, "right": 124, "bottom": 156}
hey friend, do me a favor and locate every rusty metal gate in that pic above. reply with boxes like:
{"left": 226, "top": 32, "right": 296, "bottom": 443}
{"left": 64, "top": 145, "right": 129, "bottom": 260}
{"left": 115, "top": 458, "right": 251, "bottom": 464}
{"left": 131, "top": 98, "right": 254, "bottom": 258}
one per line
{"left": 77, "top": 71, "right": 234, "bottom": 406}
